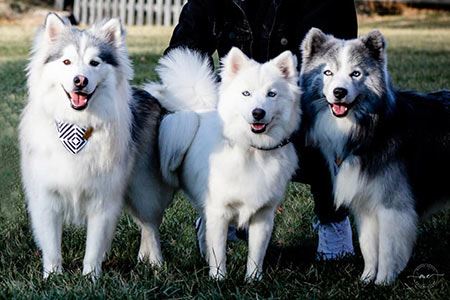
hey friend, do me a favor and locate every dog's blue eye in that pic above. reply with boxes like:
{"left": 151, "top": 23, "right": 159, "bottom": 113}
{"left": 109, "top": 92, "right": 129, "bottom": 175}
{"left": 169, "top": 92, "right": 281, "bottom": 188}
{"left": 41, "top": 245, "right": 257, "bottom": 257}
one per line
{"left": 267, "top": 91, "right": 277, "bottom": 97}
{"left": 90, "top": 60, "right": 100, "bottom": 67}
{"left": 324, "top": 70, "right": 333, "bottom": 76}
{"left": 351, "top": 71, "right": 361, "bottom": 77}
{"left": 242, "top": 91, "right": 251, "bottom": 97}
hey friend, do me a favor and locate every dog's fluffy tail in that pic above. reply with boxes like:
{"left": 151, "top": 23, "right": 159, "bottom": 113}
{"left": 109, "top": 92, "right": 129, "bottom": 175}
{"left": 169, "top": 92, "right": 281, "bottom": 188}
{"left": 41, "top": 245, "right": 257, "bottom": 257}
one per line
{"left": 144, "top": 48, "right": 218, "bottom": 112}
{"left": 159, "top": 111, "right": 200, "bottom": 187}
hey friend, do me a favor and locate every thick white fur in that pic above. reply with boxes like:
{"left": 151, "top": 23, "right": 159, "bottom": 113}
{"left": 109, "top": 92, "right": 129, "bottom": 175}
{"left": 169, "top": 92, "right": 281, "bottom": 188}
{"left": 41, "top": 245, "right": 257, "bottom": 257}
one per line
{"left": 158, "top": 111, "right": 199, "bottom": 187}
{"left": 151, "top": 48, "right": 300, "bottom": 280}
{"left": 145, "top": 48, "right": 218, "bottom": 112}
{"left": 303, "top": 29, "right": 418, "bottom": 285}
{"left": 21, "top": 14, "right": 133, "bottom": 279}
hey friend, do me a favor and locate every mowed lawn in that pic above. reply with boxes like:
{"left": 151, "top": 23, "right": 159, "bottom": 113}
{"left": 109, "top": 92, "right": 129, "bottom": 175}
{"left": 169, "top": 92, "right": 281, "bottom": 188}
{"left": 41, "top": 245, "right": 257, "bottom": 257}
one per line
{"left": 0, "top": 11, "right": 449, "bottom": 299}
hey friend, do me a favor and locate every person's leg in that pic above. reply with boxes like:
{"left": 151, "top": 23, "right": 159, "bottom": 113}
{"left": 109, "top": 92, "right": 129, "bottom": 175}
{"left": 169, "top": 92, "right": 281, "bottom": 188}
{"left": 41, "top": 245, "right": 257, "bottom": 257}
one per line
{"left": 293, "top": 144, "right": 354, "bottom": 260}
{"left": 307, "top": 147, "right": 348, "bottom": 224}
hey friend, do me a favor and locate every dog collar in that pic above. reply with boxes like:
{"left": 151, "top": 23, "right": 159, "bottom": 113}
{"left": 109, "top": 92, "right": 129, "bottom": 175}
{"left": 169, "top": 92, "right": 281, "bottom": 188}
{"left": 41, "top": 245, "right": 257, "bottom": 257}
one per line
{"left": 251, "top": 138, "right": 292, "bottom": 151}
{"left": 55, "top": 121, "right": 94, "bottom": 154}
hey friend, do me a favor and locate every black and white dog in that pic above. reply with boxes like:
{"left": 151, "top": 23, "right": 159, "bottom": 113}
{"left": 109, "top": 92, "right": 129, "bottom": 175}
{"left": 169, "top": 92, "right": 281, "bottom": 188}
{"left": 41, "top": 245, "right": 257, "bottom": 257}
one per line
{"left": 300, "top": 28, "right": 449, "bottom": 285}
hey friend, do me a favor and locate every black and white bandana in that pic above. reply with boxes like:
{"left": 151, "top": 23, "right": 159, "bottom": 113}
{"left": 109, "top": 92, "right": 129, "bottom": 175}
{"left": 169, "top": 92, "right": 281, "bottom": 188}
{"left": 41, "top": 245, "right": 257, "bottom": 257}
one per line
{"left": 55, "top": 121, "right": 90, "bottom": 154}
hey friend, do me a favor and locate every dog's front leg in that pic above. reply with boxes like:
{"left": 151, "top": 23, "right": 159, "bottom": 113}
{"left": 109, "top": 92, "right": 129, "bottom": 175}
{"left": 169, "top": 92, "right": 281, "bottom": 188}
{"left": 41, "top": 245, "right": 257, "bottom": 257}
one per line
{"left": 28, "top": 190, "right": 63, "bottom": 278}
{"left": 375, "top": 206, "right": 417, "bottom": 285}
{"left": 356, "top": 211, "right": 379, "bottom": 283}
{"left": 205, "top": 205, "right": 229, "bottom": 280}
{"left": 245, "top": 206, "right": 275, "bottom": 281}
{"left": 82, "top": 197, "right": 122, "bottom": 280}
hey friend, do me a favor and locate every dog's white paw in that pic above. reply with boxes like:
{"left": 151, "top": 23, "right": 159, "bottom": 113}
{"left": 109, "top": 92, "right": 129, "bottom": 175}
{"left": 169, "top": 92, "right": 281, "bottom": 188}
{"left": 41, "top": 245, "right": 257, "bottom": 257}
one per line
{"left": 245, "top": 270, "right": 263, "bottom": 282}
{"left": 360, "top": 268, "right": 377, "bottom": 284}
{"left": 374, "top": 272, "right": 396, "bottom": 285}
{"left": 82, "top": 263, "right": 102, "bottom": 282}
{"left": 43, "top": 264, "right": 63, "bottom": 279}
{"left": 137, "top": 252, "right": 163, "bottom": 268}
{"left": 209, "top": 268, "right": 226, "bottom": 281}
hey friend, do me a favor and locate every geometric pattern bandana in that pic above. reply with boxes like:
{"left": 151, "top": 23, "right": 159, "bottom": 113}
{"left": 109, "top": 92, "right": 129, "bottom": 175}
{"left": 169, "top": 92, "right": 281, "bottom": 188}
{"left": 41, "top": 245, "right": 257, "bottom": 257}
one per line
{"left": 55, "top": 121, "right": 90, "bottom": 154}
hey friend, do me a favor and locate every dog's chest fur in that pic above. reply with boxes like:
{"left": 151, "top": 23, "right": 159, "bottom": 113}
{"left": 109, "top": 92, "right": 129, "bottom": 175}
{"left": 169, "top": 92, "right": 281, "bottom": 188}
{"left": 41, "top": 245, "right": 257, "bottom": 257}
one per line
{"left": 309, "top": 109, "right": 354, "bottom": 176}
{"left": 179, "top": 106, "right": 298, "bottom": 228}
{"left": 207, "top": 142, "right": 297, "bottom": 227}
{"left": 31, "top": 119, "right": 127, "bottom": 170}
{"left": 20, "top": 104, "right": 132, "bottom": 223}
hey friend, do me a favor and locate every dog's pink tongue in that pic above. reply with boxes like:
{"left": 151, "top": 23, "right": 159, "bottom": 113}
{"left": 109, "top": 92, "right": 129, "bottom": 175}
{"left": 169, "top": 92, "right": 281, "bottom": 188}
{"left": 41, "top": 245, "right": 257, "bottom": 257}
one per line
{"left": 331, "top": 104, "right": 348, "bottom": 116}
{"left": 252, "top": 123, "right": 266, "bottom": 130}
{"left": 70, "top": 92, "right": 88, "bottom": 108}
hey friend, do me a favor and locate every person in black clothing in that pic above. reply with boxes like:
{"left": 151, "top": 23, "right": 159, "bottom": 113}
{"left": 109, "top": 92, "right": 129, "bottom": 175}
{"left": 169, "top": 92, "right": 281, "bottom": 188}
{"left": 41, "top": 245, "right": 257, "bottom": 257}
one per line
{"left": 165, "top": 0, "right": 358, "bottom": 259}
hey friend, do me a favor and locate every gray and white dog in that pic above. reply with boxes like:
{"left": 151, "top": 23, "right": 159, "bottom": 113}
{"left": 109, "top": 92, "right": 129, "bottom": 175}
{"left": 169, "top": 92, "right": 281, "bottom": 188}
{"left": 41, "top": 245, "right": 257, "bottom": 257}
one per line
{"left": 300, "top": 28, "right": 449, "bottom": 285}
{"left": 20, "top": 13, "right": 172, "bottom": 279}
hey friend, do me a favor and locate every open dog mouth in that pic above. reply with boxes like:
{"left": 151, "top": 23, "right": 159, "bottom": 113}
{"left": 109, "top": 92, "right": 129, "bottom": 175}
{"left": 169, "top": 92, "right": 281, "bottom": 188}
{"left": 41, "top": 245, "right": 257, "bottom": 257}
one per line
{"left": 327, "top": 95, "right": 362, "bottom": 118}
{"left": 62, "top": 85, "right": 97, "bottom": 110}
{"left": 329, "top": 102, "right": 351, "bottom": 118}
{"left": 251, "top": 123, "right": 268, "bottom": 134}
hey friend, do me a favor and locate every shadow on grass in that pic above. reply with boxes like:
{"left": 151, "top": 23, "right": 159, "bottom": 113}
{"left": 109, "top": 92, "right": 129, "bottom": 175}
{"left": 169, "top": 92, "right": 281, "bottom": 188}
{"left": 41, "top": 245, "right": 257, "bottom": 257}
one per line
{"left": 265, "top": 240, "right": 317, "bottom": 268}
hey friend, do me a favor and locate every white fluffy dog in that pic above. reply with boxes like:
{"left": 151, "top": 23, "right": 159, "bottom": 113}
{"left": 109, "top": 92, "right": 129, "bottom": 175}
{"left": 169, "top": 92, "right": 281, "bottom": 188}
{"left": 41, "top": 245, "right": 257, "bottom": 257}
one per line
{"left": 20, "top": 13, "right": 171, "bottom": 279}
{"left": 146, "top": 47, "right": 301, "bottom": 280}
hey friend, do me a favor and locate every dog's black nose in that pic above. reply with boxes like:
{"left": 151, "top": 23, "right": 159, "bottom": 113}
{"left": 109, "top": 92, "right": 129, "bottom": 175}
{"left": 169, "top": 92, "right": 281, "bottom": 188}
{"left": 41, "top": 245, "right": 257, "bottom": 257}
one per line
{"left": 333, "top": 87, "right": 348, "bottom": 99}
{"left": 252, "top": 108, "right": 266, "bottom": 121}
{"left": 73, "top": 75, "right": 88, "bottom": 88}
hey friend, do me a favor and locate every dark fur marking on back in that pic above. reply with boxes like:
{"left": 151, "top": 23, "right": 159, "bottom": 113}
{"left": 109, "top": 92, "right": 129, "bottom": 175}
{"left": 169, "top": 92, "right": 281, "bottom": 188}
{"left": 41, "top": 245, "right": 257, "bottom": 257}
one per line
{"left": 130, "top": 87, "right": 163, "bottom": 145}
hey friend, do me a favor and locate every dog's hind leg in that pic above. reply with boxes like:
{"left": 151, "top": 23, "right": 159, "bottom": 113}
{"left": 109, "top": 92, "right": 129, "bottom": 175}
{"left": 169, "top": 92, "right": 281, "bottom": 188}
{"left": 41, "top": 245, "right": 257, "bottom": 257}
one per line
{"left": 136, "top": 184, "right": 174, "bottom": 268}
{"left": 127, "top": 168, "right": 174, "bottom": 267}
{"left": 356, "top": 211, "right": 379, "bottom": 283}
{"left": 245, "top": 206, "right": 276, "bottom": 281}
{"left": 82, "top": 195, "right": 123, "bottom": 280}
{"left": 28, "top": 190, "right": 63, "bottom": 278}
{"left": 375, "top": 206, "right": 417, "bottom": 285}
{"left": 138, "top": 223, "right": 163, "bottom": 266}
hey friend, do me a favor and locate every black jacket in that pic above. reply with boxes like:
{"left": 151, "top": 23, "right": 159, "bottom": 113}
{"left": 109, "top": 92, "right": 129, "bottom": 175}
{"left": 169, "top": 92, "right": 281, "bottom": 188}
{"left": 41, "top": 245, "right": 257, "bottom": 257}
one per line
{"left": 166, "top": 0, "right": 357, "bottom": 63}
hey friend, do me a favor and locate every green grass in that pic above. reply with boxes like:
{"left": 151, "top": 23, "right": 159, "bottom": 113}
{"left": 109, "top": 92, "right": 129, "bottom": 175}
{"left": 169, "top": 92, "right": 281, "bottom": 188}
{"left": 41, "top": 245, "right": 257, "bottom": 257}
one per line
{"left": 1, "top": 12, "right": 450, "bottom": 299}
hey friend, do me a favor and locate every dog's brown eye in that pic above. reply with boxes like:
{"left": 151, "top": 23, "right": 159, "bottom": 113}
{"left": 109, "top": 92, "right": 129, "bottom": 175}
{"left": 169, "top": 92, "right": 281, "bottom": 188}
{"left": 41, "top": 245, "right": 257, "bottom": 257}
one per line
{"left": 324, "top": 70, "right": 333, "bottom": 76}
{"left": 350, "top": 71, "right": 361, "bottom": 78}
{"left": 63, "top": 59, "right": 71, "bottom": 65}
{"left": 242, "top": 91, "right": 251, "bottom": 97}
{"left": 89, "top": 60, "right": 100, "bottom": 67}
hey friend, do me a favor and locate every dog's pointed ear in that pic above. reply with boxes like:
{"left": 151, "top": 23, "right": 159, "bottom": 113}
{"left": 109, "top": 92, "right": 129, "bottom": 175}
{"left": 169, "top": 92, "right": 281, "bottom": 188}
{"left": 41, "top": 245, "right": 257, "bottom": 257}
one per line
{"left": 221, "top": 47, "right": 250, "bottom": 82}
{"left": 361, "top": 30, "right": 386, "bottom": 62}
{"left": 44, "top": 13, "right": 66, "bottom": 42}
{"left": 98, "top": 18, "right": 124, "bottom": 47}
{"left": 271, "top": 50, "right": 298, "bottom": 82}
{"left": 301, "top": 28, "right": 328, "bottom": 61}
